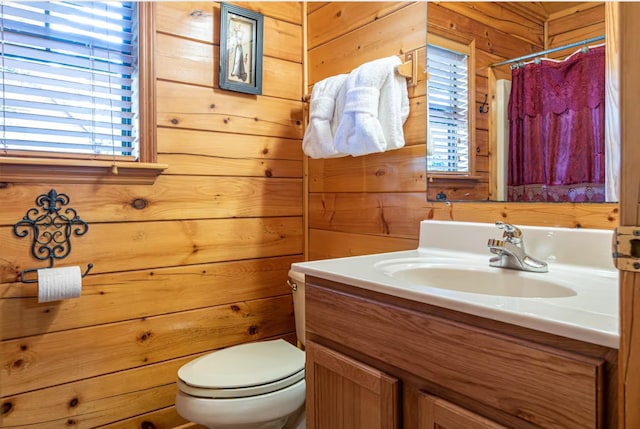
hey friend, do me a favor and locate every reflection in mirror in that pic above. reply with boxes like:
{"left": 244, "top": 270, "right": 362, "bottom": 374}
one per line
{"left": 425, "top": 2, "right": 618, "bottom": 203}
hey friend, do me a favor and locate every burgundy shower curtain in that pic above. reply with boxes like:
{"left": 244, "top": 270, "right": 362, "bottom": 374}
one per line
{"left": 507, "top": 45, "right": 605, "bottom": 202}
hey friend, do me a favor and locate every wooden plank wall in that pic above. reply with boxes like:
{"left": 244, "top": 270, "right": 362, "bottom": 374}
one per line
{"left": 546, "top": 3, "right": 606, "bottom": 57}
{"left": 306, "top": 2, "right": 618, "bottom": 261}
{"left": 428, "top": 2, "right": 544, "bottom": 200}
{"left": 0, "top": 2, "right": 303, "bottom": 428}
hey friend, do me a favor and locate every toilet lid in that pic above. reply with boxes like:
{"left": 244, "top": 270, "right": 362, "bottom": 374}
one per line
{"left": 177, "top": 369, "right": 305, "bottom": 398}
{"left": 178, "top": 339, "right": 305, "bottom": 397}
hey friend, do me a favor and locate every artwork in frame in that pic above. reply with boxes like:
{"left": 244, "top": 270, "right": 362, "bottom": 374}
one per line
{"left": 219, "top": 3, "right": 264, "bottom": 95}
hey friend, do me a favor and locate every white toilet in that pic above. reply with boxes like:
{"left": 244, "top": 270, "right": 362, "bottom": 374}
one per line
{"left": 175, "top": 269, "right": 307, "bottom": 429}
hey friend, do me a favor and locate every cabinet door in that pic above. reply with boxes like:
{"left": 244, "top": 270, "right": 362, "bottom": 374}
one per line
{"left": 306, "top": 340, "right": 399, "bottom": 429}
{"left": 418, "top": 393, "right": 508, "bottom": 429}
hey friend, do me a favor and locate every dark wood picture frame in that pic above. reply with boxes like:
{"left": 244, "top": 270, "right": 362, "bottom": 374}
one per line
{"left": 219, "top": 3, "right": 263, "bottom": 95}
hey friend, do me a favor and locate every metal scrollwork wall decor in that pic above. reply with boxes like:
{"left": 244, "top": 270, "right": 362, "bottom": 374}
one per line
{"left": 13, "top": 188, "right": 93, "bottom": 283}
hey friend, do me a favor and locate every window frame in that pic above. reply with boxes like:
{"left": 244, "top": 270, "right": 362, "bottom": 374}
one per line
{"left": 0, "top": 2, "right": 166, "bottom": 185}
{"left": 426, "top": 33, "right": 477, "bottom": 179}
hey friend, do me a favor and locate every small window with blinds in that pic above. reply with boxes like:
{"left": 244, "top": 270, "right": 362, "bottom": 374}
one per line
{"left": 426, "top": 38, "right": 473, "bottom": 174}
{"left": 0, "top": 1, "right": 137, "bottom": 160}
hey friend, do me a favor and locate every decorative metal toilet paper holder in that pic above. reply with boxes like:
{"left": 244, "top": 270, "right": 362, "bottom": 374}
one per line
{"left": 13, "top": 188, "right": 94, "bottom": 284}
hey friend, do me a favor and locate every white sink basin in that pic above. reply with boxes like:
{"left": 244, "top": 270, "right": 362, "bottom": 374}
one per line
{"left": 375, "top": 259, "right": 576, "bottom": 298}
{"left": 292, "top": 221, "right": 619, "bottom": 348}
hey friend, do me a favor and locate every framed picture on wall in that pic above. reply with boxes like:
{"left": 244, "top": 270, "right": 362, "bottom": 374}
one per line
{"left": 219, "top": 3, "right": 263, "bottom": 95}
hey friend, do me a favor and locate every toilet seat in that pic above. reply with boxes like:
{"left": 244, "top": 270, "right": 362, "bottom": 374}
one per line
{"left": 178, "top": 339, "right": 305, "bottom": 399}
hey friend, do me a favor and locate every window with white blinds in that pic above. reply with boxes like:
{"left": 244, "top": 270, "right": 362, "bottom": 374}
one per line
{"left": 0, "top": 1, "right": 137, "bottom": 159}
{"left": 427, "top": 43, "right": 470, "bottom": 173}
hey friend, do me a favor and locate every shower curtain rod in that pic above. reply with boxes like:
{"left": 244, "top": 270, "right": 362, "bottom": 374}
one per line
{"left": 489, "top": 35, "right": 605, "bottom": 68}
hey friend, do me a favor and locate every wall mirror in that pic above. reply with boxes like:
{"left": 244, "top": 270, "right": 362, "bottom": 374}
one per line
{"left": 425, "top": 2, "right": 618, "bottom": 203}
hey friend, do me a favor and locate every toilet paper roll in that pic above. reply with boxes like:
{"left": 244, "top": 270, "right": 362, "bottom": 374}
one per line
{"left": 37, "top": 266, "right": 83, "bottom": 303}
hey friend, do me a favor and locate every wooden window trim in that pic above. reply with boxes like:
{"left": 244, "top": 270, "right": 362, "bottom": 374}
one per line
{"left": 427, "top": 173, "right": 482, "bottom": 182}
{"left": 427, "top": 33, "right": 477, "bottom": 179}
{"left": 0, "top": 3, "right": 167, "bottom": 185}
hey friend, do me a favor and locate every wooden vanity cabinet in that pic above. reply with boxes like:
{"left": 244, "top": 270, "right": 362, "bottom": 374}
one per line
{"left": 304, "top": 276, "right": 618, "bottom": 429}
{"left": 418, "top": 393, "right": 508, "bottom": 429}
{"left": 306, "top": 340, "right": 399, "bottom": 429}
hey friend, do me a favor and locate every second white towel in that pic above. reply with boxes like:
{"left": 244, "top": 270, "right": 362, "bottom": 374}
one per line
{"left": 334, "top": 56, "right": 410, "bottom": 157}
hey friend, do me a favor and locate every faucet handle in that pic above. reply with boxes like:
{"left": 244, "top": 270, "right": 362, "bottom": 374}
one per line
{"left": 494, "top": 221, "right": 523, "bottom": 243}
{"left": 487, "top": 238, "right": 506, "bottom": 255}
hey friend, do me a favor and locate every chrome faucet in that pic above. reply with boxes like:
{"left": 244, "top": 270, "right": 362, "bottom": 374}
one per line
{"left": 487, "top": 221, "right": 548, "bottom": 273}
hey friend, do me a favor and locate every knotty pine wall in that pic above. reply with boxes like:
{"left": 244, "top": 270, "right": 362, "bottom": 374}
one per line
{"left": 0, "top": 2, "right": 620, "bottom": 427}
{"left": 306, "top": 2, "right": 617, "bottom": 261}
{"left": 0, "top": 2, "right": 303, "bottom": 428}
{"left": 547, "top": 3, "right": 605, "bottom": 57}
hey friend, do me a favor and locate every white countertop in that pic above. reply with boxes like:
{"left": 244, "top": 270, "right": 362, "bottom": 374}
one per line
{"left": 293, "top": 221, "right": 619, "bottom": 349}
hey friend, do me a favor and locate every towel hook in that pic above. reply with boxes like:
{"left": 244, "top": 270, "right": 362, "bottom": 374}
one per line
{"left": 479, "top": 93, "right": 489, "bottom": 114}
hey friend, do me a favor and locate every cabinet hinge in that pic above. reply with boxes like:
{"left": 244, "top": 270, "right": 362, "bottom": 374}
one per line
{"left": 613, "top": 226, "right": 640, "bottom": 272}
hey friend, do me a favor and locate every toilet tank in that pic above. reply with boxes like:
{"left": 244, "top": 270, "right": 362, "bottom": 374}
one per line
{"left": 288, "top": 269, "right": 305, "bottom": 346}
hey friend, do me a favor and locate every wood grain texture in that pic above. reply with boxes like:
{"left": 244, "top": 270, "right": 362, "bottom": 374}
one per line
{"left": 428, "top": 3, "right": 542, "bottom": 60}
{"left": 308, "top": 2, "right": 426, "bottom": 85}
{"left": 159, "top": 152, "right": 302, "bottom": 178}
{"left": 158, "top": 127, "right": 303, "bottom": 160}
{"left": 1, "top": 295, "right": 294, "bottom": 397}
{"left": 547, "top": 4, "right": 605, "bottom": 42}
{"left": 306, "top": 340, "right": 399, "bottom": 429}
{"left": 418, "top": 393, "right": 508, "bottom": 429}
{"left": 156, "top": 30, "right": 304, "bottom": 101}
{"left": 308, "top": 229, "right": 418, "bottom": 261}
{"left": 261, "top": 15, "right": 304, "bottom": 64}
{"left": 435, "top": 2, "right": 543, "bottom": 47}
{"left": 155, "top": 2, "right": 216, "bottom": 43}
{"left": 309, "top": 193, "right": 617, "bottom": 234}
{"left": 403, "top": 95, "right": 427, "bottom": 147}
{"left": 308, "top": 145, "right": 427, "bottom": 193}
{"left": 0, "top": 177, "right": 301, "bottom": 225}
{"left": 307, "top": 2, "right": 409, "bottom": 50}
{"left": 1, "top": 354, "right": 198, "bottom": 428}
{"left": 547, "top": 22, "right": 605, "bottom": 55}
{"left": 156, "top": 81, "right": 304, "bottom": 139}
{"left": 310, "top": 195, "right": 617, "bottom": 233}
{"left": 228, "top": 2, "right": 303, "bottom": 25}
{"left": 307, "top": 198, "right": 617, "bottom": 260}
{"left": 618, "top": 3, "right": 640, "bottom": 428}
{"left": 307, "top": 282, "right": 610, "bottom": 429}
{"left": 309, "top": 192, "right": 428, "bottom": 238}
{"left": 427, "top": 179, "right": 490, "bottom": 201}
{"left": 99, "top": 407, "right": 196, "bottom": 429}
{"left": 306, "top": 1, "right": 615, "bottom": 267}
{"left": 155, "top": 2, "right": 302, "bottom": 47}
{"left": 3, "top": 331, "right": 293, "bottom": 429}
{"left": 0, "top": 2, "right": 624, "bottom": 427}
{"left": 1, "top": 3, "right": 303, "bottom": 426}
{"left": 0, "top": 256, "right": 300, "bottom": 340}
{"left": 155, "top": 33, "right": 214, "bottom": 87}
{"left": 2, "top": 216, "right": 302, "bottom": 282}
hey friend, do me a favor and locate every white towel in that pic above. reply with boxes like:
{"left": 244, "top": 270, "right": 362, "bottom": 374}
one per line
{"left": 334, "top": 56, "right": 410, "bottom": 157}
{"left": 302, "top": 74, "right": 349, "bottom": 159}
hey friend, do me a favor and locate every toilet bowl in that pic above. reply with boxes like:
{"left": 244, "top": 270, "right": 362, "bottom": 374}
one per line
{"left": 176, "top": 269, "right": 307, "bottom": 429}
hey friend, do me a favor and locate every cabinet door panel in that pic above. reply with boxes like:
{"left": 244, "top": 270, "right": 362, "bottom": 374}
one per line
{"left": 418, "top": 393, "right": 508, "bottom": 429}
{"left": 306, "top": 340, "right": 399, "bottom": 429}
{"left": 306, "top": 281, "right": 604, "bottom": 428}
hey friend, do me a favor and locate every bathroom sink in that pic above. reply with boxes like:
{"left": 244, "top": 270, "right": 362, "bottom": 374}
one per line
{"left": 293, "top": 221, "right": 619, "bottom": 348}
{"left": 375, "top": 259, "right": 577, "bottom": 298}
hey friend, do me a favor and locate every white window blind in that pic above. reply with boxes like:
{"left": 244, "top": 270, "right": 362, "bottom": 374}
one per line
{"left": 0, "top": 1, "right": 137, "bottom": 159}
{"left": 427, "top": 44, "right": 469, "bottom": 173}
